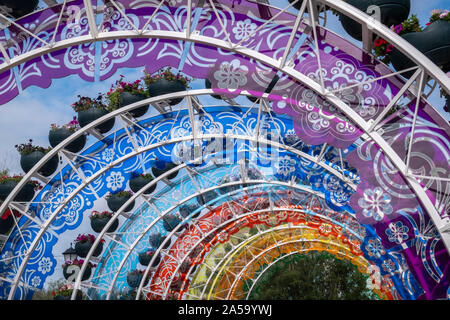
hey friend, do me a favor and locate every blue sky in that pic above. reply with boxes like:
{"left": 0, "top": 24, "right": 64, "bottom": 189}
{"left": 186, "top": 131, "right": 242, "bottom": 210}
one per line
{"left": 0, "top": 0, "right": 448, "bottom": 174}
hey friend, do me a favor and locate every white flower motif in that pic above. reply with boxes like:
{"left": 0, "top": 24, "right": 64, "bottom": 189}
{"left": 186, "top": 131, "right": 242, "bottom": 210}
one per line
{"left": 38, "top": 257, "right": 53, "bottom": 274}
{"left": 232, "top": 19, "right": 257, "bottom": 40}
{"left": 167, "top": 0, "right": 183, "bottom": 6}
{"left": 101, "top": 148, "right": 115, "bottom": 162}
{"left": 365, "top": 238, "right": 385, "bottom": 258}
{"left": 106, "top": 171, "right": 125, "bottom": 191}
{"left": 31, "top": 276, "right": 41, "bottom": 287}
{"left": 214, "top": 59, "right": 248, "bottom": 91}
{"left": 276, "top": 155, "right": 296, "bottom": 177}
{"left": 358, "top": 187, "right": 393, "bottom": 221}
{"left": 385, "top": 221, "right": 409, "bottom": 244}
{"left": 381, "top": 259, "right": 396, "bottom": 274}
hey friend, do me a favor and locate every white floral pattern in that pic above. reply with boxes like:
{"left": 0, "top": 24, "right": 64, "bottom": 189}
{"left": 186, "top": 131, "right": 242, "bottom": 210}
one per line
{"left": 37, "top": 257, "right": 53, "bottom": 275}
{"left": 232, "top": 19, "right": 257, "bottom": 41}
{"left": 358, "top": 187, "right": 393, "bottom": 221}
{"left": 31, "top": 276, "right": 41, "bottom": 287}
{"left": 106, "top": 171, "right": 125, "bottom": 191}
{"left": 101, "top": 148, "right": 115, "bottom": 162}
{"left": 214, "top": 59, "right": 248, "bottom": 91}
{"left": 365, "top": 238, "right": 385, "bottom": 259}
{"left": 276, "top": 155, "right": 296, "bottom": 177}
{"left": 385, "top": 221, "right": 409, "bottom": 244}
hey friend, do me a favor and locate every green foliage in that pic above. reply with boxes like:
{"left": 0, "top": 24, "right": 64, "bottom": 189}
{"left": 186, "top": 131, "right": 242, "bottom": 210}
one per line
{"left": 50, "top": 116, "right": 80, "bottom": 132}
{"left": 249, "top": 251, "right": 378, "bottom": 300}
{"left": 71, "top": 95, "right": 107, "bottom": 112}
{"left": 372, "top": 15, "right": 422, "bottom": 64}
{"left": 428, "top": 9, "right": 450, "bottom": 24}
{"left": 142, "top": 67, "right": 192, "bottom": 88}
{"left": 14, "top": 139, "right": 51, "bottom": 156}
{"left": 90, "top": 210, "right": 113, "bottom": 219}
{"left": 106, "top": 190, "right": 134, "bottom": 198}
{"left": 32, "top": 279, "right": 67, "bottom": 300}
{"left": 105, "top": 76, "right": 149, "bottom": 111}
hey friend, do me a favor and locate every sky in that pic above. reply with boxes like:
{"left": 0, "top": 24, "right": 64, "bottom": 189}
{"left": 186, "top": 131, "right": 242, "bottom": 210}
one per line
{"left": 0, "top": 0, "right": 448, "bottom": 174}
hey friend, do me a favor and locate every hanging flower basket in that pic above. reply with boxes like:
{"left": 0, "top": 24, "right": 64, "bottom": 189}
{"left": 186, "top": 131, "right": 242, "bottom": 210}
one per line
{"left": 62, "top": 259, "right": 94, "bottom": 282}
{"left": 73, "top": 95, "right": 115, "bottom": 134}
{"left": 0, "top": 209, "right": 15, "bottom": 234}
{"left": 339, "top": 0, "right": 410, "bottom": 41}
{"left": 126, "top": 270, "right": 149, "bottom": 288}
{"left": 48, "top": 117, "right": 87, "bottom": 153}
{"left": 197, "top": 190, "right": 218, "bottom": 206}
{"left": 106, "top": 190, "right": 135, "bottom": 212}
{"left": 138, "top": 249, "right": 161, "bottom": 267}
{"left": 205, "top": 79, "right": 224, "bottom": 100}
{"left": 218, "top": 175, "right": 240, "bottom": 195}
{"left": 0, "top": 0, "right": 39, "bottom": 19}
{"left": 151, "top": 160, "right": 179, "bottom": 180}
{"left": 129, "top": 173, "right": 157, "bottom": 195}
{"left": 162, "top": 212, "right": 183, "bottom": 232}
{"left": 74, "top": 233, "right": 104, "bottom": 258}
{"left": 142, "top": 67, "right": 192, "bottom": 106}
{"left": 105, "top": 76, "right": 150, "bottom": 118}
{"left": 52, "top": 282, "right": 83, "bottom": 300}
{"left": 16, "top": 140, "right": 59, "bottom": 176}
{"left": 148, "top": 231, "right": 171, "bottom": 249}
{"left": 90, "top": 210, "right": 119, "bottom": 233}
{"left": 247, "top": 74, "right": 280, "bottom": 103}
{"left": 390, "top": 11, "right": 450, "bottom": 76}
{"left": 0, "top": 174, "right": 41, "bottom": 202}
{"left": 179, "top": 203, "right": 199, "bottom": 219}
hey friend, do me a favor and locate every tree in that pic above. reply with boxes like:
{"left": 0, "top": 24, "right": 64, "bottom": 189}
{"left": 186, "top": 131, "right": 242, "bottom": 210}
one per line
{"left": 249, "top": 251, "right": 378, "bottom": 300}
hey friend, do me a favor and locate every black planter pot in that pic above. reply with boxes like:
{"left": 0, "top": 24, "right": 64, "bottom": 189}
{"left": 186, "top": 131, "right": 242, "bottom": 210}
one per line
{"left": 152, "top": 162, "right": 178, "bottom": 180}
{"left": 77, "top": 107, "right": 115, "bottom": 134}
{"left": 247, "top": 74, "right": 279, "bottom": 103}
{"left": 197, "top": 190, "right": 218, "bottom": 206}
{"left": 90, "top": 216, "right": 119, "bottom": 233}
{"left": 74, "top": 241, "right": 103, "bottom": 258}
{"left": 390, "top": 20, "right": 450, "bottom": 78}
{"left": 20, "top": 151, "right": 59, "bottom": 177}
{"left": 138, "top": 250, "right": 161, "bottom": 267}
{"left": 149, "top": 232, "right": 171, "bottom": 249}
{"left": 147, "top": 79, "right": 187, "bottom": 106}
{"left": 129, "top": 175, "right": 156, "bottom": 194}
{"left": 339, "top": 0, "right": 410, "bottom": 41}
{"left": 126, "top": 271, "right": 148, "bottom": 288}
{"left": 63, "top": 265, "right": 92, "bottom": 282}
{"left": 0, "top": 214, "right": 14, "bottom": 234}
{"left": 119, "top": 92, "right": 150, "bottom": 118}
{"left": 179, "top": 204, "right": 199, "bottom": 219}
{"left": 0, "top": 0, "right": 39, "bottom": 19}
{"left": 106, "top": 194, "right": 135, "bottom": 212}
{"left": 205, "top": 79, "right": 223, "bottom": 100}
{"left": 218, "top": 179, "right": 240, "bottom": 195}
{"left": 49, "top": 128, "right": 87, "bottom": 153}
{"left": 0, "top": 181, "right": 35, "bottom": 202}
{"left": 162, "top": 213, "right": 182, "bottom": 232}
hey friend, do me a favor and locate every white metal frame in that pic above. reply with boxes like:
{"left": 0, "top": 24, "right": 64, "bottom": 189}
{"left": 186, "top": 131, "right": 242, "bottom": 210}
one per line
{"left": 0, "top": 89, "right": 357, "bottom": 299}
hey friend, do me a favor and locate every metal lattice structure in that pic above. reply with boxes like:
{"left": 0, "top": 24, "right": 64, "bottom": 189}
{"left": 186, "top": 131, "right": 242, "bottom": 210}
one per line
{"left": 0, "top": 0, "right": 448, "bottom": 300}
